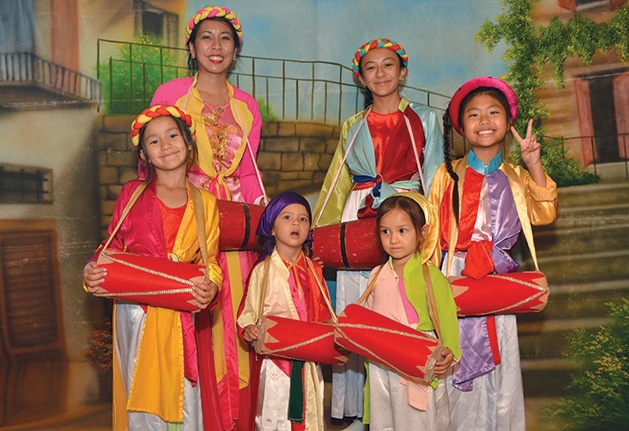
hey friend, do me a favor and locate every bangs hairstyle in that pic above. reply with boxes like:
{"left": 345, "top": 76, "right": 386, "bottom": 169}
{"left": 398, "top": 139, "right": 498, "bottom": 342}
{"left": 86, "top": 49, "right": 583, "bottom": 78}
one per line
{"left": 458, "top": 87, "right": 513, "bottom": 131}
{"left": 138, "top": 116, "right": 198, "bottom": 182}
{"left": 376, "top": 195, "right": 427, "bottom": 255}
{"left": 187, "top": 16, "right": 242, "bottom": 74}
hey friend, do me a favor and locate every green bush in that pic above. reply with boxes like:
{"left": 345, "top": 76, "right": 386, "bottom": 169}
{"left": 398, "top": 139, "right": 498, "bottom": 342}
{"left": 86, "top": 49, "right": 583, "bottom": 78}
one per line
{"left": 544, "top": 299, "right": 629, "bottom": 430}
{"left": 99, "top": 34, "right": 185, "bottom": 115}
{"left": 508, "top": 136, "right": 600, "bottom": 187}
{"left": 257, "top": 97, "right": 279, "bottom": 121}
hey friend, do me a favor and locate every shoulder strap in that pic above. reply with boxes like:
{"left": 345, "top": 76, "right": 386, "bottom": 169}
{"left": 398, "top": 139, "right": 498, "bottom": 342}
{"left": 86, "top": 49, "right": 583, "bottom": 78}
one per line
{"left": 356, "top": 263, "right": 385, "bottom": 306}
{"left": 422, "top": 263, "right": 441, "bottom": 339}
{"left": 102, "top": 181, "right": 148, "bottom": 252}
{"left": 403, "top": 114, "right": 427, "bottom": 196}
{"left": 255, "top": 256, "right": 272, "bottom": 325}
{"left": 189, "top": 185, "right": 209, "bottom": 269}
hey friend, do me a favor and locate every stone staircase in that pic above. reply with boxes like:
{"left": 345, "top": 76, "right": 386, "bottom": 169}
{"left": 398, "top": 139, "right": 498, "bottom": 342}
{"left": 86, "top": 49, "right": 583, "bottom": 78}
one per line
{"left": 516, "top": 180, "right": 629, "bottom": 429}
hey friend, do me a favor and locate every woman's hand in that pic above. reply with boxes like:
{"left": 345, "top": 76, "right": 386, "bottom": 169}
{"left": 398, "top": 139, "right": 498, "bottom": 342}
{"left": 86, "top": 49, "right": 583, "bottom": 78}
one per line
{"left": 511, "top": 119, "right": 547, "bottom": 187}
{"left": 433, "top": 347, "right": 454, "bottom": 375}
{"left": 83, "top": 262, "right": 108, "bottom": 294}
{"left": 243, "top": 324, "right": 261, "bottom": 343}
{"left": 191, "top": 279, "right": 218, "bottom": 310}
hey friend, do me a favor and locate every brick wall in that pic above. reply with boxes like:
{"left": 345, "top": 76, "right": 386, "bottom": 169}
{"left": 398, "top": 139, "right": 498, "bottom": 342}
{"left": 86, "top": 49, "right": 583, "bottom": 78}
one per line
{"left": 96, "top": 115, "right": 340, "bottom": 236}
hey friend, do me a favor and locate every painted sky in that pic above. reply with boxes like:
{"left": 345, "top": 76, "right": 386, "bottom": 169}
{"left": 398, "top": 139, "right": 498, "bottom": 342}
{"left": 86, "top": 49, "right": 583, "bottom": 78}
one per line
{"left": 187, "top": 0, "right": 508, "bottom": 98}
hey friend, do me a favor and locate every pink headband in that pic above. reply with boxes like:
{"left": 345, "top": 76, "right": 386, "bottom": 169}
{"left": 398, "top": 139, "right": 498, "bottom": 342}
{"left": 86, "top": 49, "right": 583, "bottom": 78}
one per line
{"left": 185, "top": 6, "right": 243, "bottom": 44}
{"left": 352, "top": 38, "right": 408, "bottom": 77}
{"left": 130, "top": 105, "right": 195, "bottom": 147}
{"left": 448, "top": 76, "right": 518, "bottom": 135}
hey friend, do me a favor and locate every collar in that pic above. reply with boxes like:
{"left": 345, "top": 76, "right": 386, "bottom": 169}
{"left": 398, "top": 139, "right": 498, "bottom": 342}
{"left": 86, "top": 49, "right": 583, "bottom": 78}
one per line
{"left": 467, "top": 149, "right": 503, "bottom": 175}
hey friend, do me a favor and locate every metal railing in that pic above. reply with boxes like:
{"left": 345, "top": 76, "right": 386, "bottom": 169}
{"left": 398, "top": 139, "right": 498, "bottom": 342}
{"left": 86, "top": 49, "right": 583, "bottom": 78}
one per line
{"left": 0, "top": 52, "right": 101, "bottom": 104}
{"left": 556, "top": 133, "right": 629, "bottom": 179}
{"left": 96, "top": 38, "right": 449, "bottom": 123}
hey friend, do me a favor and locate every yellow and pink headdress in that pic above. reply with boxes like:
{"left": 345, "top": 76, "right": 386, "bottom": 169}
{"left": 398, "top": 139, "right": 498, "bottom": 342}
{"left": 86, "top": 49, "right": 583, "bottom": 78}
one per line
{"left": 352, "top": 38, "right": 408, "bottom": 77}
{"left": 130, "top": 104, "right": 195, "bottom": 147}
{"left": 185, "top": 5, "right": 243, "bottom": 44}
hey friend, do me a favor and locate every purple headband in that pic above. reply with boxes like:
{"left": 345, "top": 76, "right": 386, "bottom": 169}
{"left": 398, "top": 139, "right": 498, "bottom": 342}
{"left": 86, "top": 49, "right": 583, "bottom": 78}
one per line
{"left": 448, "top": 76, "right": 518, "bottom": 135}
{"left": 257, "top": 192, "right": 313, "bottom": 256}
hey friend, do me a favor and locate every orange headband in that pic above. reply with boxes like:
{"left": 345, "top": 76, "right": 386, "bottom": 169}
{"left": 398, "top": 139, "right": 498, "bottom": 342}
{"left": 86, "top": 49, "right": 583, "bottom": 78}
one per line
{"left": 130, "top": 105, "right": 195, "bottom": 147}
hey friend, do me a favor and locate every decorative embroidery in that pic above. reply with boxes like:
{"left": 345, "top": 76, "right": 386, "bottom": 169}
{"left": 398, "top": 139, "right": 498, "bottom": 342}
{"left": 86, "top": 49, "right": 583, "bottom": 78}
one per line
{"left": 203, "top": 106, "right": 231, "bottom": 169}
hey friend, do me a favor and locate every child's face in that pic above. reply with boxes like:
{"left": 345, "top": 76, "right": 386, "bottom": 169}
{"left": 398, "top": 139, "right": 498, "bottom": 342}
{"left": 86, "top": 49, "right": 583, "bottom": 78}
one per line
{"left": 358, "top": 48, "right": 406, "bottom": 99}
{"left": 141, "top": 116, "right": 189, "bottom": 172}
{"left": 379, "top": 207, "right": 419, "bottom": 266}
{"left": 272, "top": 203, "right": 310, "bottom": 254}
{"left": 461, "top": 92, "right": 509, "bottom": 153}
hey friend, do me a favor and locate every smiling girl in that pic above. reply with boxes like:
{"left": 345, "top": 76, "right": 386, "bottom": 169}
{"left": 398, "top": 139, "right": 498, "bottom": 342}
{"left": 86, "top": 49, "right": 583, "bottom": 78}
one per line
{"left": 429, "top": 76, "right": 559, "bottom": 431}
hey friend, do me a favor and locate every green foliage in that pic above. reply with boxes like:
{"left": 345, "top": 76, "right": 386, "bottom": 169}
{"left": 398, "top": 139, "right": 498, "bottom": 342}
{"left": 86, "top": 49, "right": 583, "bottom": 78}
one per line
{"left": 257, "top": 97, "right": 279, "bottom": 121}
{"left": 476, "top": 0, "right": 629, "bottom": 186}
{"left": 544, "top": 299, "right": 629, "bottom": 430}
{"left": 99, "top": 34, "right": 186, "bottom": 114}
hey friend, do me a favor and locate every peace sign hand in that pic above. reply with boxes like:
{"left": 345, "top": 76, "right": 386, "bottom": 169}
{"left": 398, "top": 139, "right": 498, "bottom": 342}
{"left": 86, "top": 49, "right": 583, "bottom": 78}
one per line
{"left": 511, "top": 119, "right": 541, "bottom": 169}
{"left": 510, "top": 119, "right": 547, "bottom": 187}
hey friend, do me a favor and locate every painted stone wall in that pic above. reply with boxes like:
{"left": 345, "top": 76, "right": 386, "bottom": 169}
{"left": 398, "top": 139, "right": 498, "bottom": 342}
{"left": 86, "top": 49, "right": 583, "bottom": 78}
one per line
{"left": 96, "top": 116, "right": 340, "bottom": 236}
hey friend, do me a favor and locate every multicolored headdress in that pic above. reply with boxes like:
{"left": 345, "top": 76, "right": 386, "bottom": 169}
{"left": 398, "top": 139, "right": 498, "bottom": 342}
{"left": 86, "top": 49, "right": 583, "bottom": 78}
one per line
{"left": 352, "top": 38, "right": 408, "bottom": 77}
{"left": 257, "top": 192, "right": 313, "bottom": 256}
{"left": 130, "top": 104, "right": 195, "bottom": 147}
{"left": 448, "top": 76, "right": 519, "bottom": 135}
{"left": 185, "top": 6, "right": 243, "bottom": 44}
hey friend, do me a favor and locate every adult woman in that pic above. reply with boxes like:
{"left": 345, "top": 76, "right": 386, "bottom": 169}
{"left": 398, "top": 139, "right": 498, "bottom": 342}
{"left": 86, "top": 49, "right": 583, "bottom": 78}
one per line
{"left": 312, "top": 38, "right": 444, "bottom": 429}
{"left": 151, "top": 6, "right": 265, "bottom": 431}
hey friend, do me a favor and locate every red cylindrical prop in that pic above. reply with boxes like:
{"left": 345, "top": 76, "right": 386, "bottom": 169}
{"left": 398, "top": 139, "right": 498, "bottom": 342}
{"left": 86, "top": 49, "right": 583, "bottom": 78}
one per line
{"left": 311, "top": 218, "right": 382, "bottom": 269}
{"left": 217, "top": 200, "right": 265, "bottom": 251}
{"left": 256, "top": 315, "right": 349, "bottom": 365}
{"left": 334, "top": 304, "right": 442, "bottom": 383}
{"left": 95, "top": 251, "right": 205, "bottom": 311}
{"left": 449, "top": 271, "right": 549, "bottom": 316}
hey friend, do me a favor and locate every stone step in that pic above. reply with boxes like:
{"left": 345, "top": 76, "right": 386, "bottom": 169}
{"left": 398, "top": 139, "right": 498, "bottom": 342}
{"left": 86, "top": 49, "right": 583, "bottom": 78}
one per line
{"left": 556, "top": 182, "right": 629, "bottom": 208}
{"left": 535, "top": 204, "right": 629, "bottom": 231}
{"left": 518, "top": 280, "right": 628, "bottom": 322}
{"left": 534, "top": 223, "right": 629, "bottom": 257}
{"left": 536, "top": 249, "right": 629, "bottom": 284}
{"left": 521, "top": 358, "right": 579, "bottom": 398}
{"left": 518, "top": 315, "right": 613, "bottom": 361}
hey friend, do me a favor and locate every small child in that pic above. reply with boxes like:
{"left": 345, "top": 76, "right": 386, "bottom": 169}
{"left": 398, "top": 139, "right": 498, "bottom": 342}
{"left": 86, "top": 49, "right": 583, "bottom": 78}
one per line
{"left": 237, "top": 192, "right": 333, "bottom": 431}
{"left": 83, "top": 105, "right": 222, "bottom": 430}
{"left": 429, "top": 76, "right": 559, "bottom": 431}
{"left": 362, "top": 192, "right": 461, "bottom": 431}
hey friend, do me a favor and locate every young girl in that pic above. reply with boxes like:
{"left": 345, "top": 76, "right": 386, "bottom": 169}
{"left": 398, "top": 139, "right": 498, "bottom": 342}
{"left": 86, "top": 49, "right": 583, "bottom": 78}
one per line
{"left": 237, "top": 192, "right": 333, "bottom": 431}
{"left": 83, "top": 105, "right": 222, "bottom": 430}
{"left": 429, "top": 76, "right": 559, "bottom": 431}
{"left": 151, "top": 7, "right": 266, "bottom": 428}
{"left": 363, "top": 192, "right": 460, "bottom": 431}
{"left": 311, "top": 38, "right": 444, "bottom": 427}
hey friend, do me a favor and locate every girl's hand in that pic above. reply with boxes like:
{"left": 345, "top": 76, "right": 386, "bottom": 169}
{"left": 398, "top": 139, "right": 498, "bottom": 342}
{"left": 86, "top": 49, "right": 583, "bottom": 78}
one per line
{"left": 510, "top": 119, "right": 547, "bottom": 187}
{"left": 511, "top": 119, "right": 541, "bottom": 167}
{"left": 83, "top": 262, "right": 108, "bottom": 293}
{"left": 433, "top": 347, "right": 454, "bottom": 375}
{"left": 243, "top": 324, "right": 260, "bottom": 343}
{"left": 191, "top": 279, "right": 218, "bottom": 310}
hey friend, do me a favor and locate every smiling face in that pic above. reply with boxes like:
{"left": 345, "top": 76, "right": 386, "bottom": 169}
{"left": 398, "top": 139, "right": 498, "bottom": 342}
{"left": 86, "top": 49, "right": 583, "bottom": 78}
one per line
{"left": 461, "top": 92, "right": 510, "bottom": 158}
{"left": 358, "top": 47, "right": 407, "bottom": 100}
{"left": 189, "top": 19, "right": 236, "bottom": 76}
{"left": 272, "top": 203, "right": 311, "bottom": 257}
{"left": 140, "top": 116, "right": 189, "bottom": 174}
